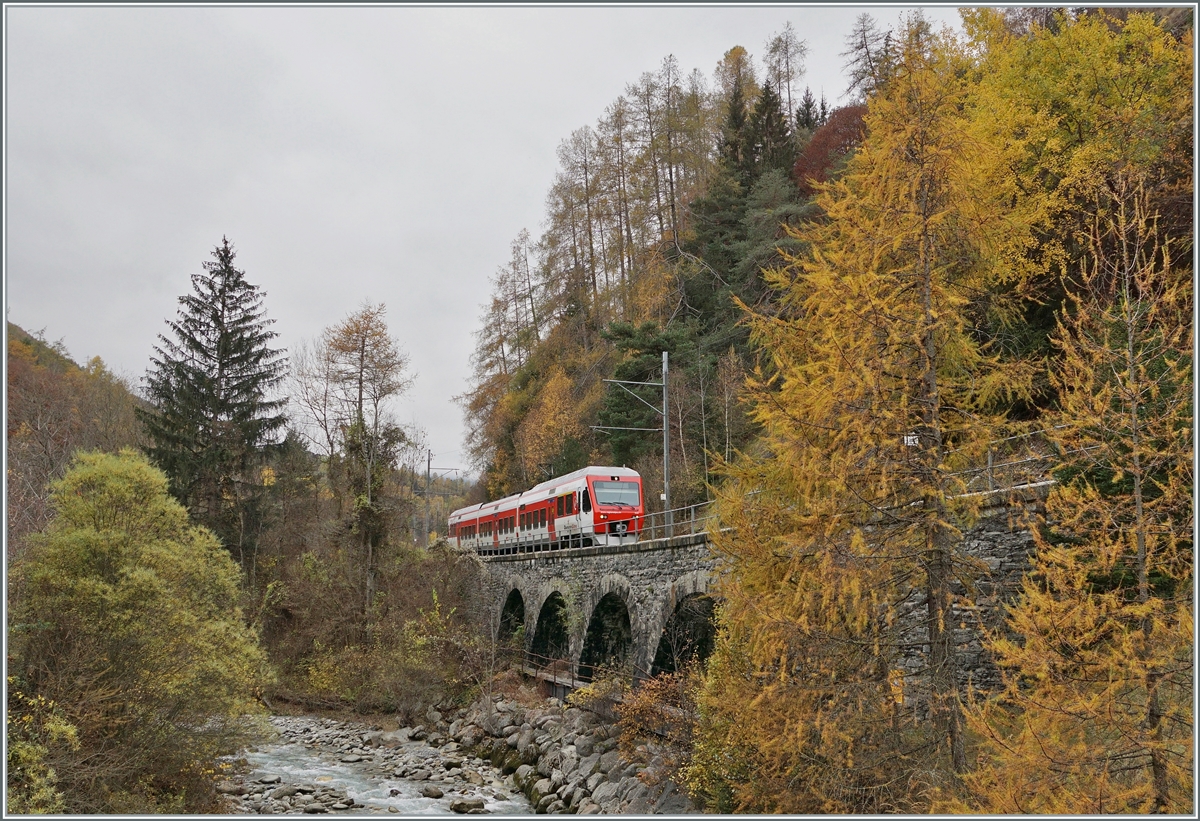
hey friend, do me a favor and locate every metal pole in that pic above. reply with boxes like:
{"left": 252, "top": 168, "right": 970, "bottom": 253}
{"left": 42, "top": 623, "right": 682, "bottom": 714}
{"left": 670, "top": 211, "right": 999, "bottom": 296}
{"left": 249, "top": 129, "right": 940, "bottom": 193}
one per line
{"left": 663, "top": 351, "right": 672, "bottom": 537}
{"left": 427, "top": 448, "right": 436, "bottom": 544}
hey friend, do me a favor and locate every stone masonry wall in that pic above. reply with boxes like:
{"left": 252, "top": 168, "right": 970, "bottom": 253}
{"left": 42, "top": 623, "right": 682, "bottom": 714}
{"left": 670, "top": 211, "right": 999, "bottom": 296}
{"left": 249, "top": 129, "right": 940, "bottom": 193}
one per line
{"left": 479, "top": 484, "right": 1048, "bottom": 698}
{"left": 480, "top": 533, "right": 718, "bottom": 678}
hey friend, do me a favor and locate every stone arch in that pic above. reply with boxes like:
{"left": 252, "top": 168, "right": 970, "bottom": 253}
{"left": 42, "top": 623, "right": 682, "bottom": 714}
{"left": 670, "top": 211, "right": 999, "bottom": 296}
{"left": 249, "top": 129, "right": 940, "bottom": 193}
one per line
{"left": 580, "top": 573, "right": 635, "bottom": 630}
{"left": 651, "top": 570, "right": 719, "bottom": 676}
{"left": 497, "top": 588, "right": 525, "bottom": 645}
{"left": 577, "top": 592, "right": 633, "bottom": 683}
{"left": 529, "top": 587, "right": 571, "bottom": 665}
{"left": 526, "top": 578, "right": 573, "bottom": 635}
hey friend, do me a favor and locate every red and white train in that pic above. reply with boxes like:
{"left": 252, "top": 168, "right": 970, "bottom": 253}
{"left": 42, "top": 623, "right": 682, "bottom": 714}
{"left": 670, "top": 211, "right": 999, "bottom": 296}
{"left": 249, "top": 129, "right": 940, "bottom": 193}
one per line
{"left": 448, "top": 466, "right": 644, "bottom": 555}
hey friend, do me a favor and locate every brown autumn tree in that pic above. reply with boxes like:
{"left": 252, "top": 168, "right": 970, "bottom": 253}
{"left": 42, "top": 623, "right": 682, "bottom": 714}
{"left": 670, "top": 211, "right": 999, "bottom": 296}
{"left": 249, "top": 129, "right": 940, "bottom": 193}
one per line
{"left": 290, "top": 302, "right": 414, "bottom": 600}
{"left": 792, "top": 103, "right": 867, "bottom": 197}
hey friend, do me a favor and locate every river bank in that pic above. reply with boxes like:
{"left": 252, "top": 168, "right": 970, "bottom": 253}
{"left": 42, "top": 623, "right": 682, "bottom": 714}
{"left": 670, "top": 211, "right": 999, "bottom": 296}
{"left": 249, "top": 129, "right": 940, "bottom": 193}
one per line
{"left": 221, "top": 686, "right": 697, "bottom": 814}
{"left": 449, "top": 689, "right": 697, "bottom": 814}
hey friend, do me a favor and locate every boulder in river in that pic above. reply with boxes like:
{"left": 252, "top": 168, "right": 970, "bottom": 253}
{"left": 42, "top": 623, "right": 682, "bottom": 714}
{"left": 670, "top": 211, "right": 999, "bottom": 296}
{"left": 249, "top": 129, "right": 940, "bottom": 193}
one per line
{"left": 450, "top": 797, "right": 487, "bottom": 813}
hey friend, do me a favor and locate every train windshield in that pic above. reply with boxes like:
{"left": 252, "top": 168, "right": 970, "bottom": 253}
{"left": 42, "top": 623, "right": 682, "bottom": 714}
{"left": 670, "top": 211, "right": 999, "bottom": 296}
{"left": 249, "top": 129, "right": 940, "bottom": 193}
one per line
{"left": 592, "top": 481, "right": 640, "bottom": 507}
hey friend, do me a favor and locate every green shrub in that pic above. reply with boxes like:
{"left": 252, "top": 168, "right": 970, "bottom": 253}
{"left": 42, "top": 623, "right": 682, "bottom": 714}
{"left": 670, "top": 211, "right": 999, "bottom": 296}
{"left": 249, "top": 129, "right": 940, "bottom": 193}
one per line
{"left": 7, "top": 450, "right": 272, "bottom": 812}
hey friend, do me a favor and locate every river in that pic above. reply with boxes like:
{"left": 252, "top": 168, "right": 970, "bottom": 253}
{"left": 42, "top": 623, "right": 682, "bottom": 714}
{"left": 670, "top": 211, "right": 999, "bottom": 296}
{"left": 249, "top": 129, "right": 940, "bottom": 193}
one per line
{"left": 223, "top": 715, "right": 534, "bottom": 815}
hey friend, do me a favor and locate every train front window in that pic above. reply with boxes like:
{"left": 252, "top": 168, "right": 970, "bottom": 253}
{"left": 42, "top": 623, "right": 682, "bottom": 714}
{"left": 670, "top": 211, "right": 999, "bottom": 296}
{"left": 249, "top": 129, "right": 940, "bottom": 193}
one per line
{"left": 593, "top": 481, "right": 640, "bottom": 507}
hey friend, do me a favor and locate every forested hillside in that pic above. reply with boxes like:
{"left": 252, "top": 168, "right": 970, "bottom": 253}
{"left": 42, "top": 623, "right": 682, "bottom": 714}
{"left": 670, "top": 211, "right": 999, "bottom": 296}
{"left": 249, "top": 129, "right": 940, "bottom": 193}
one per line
{"left": 458, "top": 23, "right": 820, "bottom": 506}
{"left": 461, "top": 7, "right": 1193, "bottom": 813}
{"left": 6, "top": 322, "right": 145, "bottom": 551}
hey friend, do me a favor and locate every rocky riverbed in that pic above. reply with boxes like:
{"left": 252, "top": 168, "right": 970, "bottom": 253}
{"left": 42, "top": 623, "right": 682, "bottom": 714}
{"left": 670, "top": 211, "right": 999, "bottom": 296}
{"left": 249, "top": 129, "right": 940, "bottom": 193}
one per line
{"left": 221, "top": 691, "right": 697, "bottom": 815}
{"left": 219, "top": 715, "right": 532, "bottom": 814}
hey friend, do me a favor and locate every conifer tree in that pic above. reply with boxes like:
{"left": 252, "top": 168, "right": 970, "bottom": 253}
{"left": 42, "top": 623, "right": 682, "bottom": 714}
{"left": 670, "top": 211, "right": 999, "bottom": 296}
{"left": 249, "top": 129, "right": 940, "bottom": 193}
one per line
{"left": 745, "top": 81, "right": 794, "bottom": 177}
{"left": 292, "top": 302, "right": 413, "bottom": 599}
{"left": 954, "top": 174, "right": 1193, "bottom": 814}
{"left": 718, "top": 80, "right": 752, "bottom": 183}
{"left": 842, "top": 12, "right": 894, "bottom": 101}
{"left": 688, "top": 20, "right": 1032, "bottom": 811}
{"left": 960, "top": 9, "right": 1193, "bottom": 413}
{"left": 794, "top": 85, "right": 825, "bottom": 133}
{"left": 764, "top": 22, "right": 807, "bottom": 119}
{"left": 140, "top": 238, "right": 287, "bottom": 570}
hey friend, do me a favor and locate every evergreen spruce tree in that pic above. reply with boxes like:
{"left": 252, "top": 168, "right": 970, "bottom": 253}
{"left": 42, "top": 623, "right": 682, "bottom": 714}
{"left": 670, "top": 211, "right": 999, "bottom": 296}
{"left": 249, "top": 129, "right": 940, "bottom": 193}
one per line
{"left": 139, "top": 238, "right": 287, "bottom": 570}
{"left": 719, "top": 81, "right": 753, "bottom": 184}
{"left": 597, "top": 321, "right": 692, "bottom": 467}
{"left": 795, "top": 85, "right": 822, "bottom": 132}
{"left": 746, "top": 81, "right": 794, "bottom": 176}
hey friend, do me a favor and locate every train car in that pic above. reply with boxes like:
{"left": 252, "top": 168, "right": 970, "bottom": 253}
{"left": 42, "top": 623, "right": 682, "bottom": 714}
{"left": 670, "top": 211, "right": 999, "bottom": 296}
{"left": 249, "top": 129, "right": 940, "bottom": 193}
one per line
{"left": 448, "top": 466, "right": 644, "bottom": 556}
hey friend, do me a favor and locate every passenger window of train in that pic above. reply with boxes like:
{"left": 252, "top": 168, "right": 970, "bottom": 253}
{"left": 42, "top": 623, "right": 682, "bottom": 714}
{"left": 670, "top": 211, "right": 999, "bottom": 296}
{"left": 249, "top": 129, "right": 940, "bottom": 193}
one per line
{"left": 557, "top": 496, "right": 563, "bottom": 517}
{"left": 540, "top": 509, "right": 546, "bottom": 527}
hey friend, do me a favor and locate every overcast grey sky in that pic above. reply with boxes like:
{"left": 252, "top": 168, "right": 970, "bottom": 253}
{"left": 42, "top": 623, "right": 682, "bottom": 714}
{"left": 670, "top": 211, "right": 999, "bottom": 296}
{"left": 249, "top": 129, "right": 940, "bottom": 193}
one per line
{"left": 5, "top": 3, "right": 962, "bottom": 477}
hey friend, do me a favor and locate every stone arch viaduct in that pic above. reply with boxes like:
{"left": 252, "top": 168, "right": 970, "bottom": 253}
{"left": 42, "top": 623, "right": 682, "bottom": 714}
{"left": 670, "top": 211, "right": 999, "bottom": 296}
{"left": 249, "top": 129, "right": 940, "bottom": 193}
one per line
{"left": 477, "top": 485, "right": 1047, "bottom": 690}
{"left": 479, "top": 529, "right": 719, "bottom": 684}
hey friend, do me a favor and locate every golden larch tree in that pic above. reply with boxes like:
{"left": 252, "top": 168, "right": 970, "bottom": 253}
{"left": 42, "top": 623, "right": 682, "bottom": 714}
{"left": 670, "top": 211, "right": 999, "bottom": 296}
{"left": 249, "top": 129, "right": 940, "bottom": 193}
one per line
{"left": 686, "top": 17, "right": 1034, "bottom": 812}
{"left": 955, "top": 174, "right": 1193, "bottom": 814}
